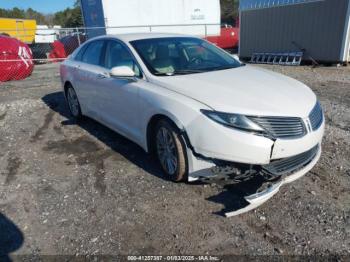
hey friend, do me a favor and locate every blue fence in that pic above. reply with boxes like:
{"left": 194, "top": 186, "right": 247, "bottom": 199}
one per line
{"left": 240, "top": 0, "right": 324, "bottom": 11}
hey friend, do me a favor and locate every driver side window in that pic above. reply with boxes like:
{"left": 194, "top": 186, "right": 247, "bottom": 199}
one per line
{"left": 104, "top": 41, "right": 141, "bottom": 77}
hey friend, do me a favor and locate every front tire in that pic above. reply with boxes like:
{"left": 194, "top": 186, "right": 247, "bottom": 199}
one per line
{"left": 66, "top": 85, "right": 82, "bottom": 120}
{"left": 154, "top": 120, "right": 188, "bottom": 182}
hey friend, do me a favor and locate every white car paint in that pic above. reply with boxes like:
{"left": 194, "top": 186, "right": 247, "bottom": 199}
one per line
{"left": 60, "top": 33, "right": 324, "bottom": 214}
{"left": 153, "top": 66, "right": 316, "bottom": 118}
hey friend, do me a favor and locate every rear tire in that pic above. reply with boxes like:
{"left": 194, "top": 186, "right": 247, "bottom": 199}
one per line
{"left": 66, "top": 85, "right": 82, "bottom": 120}
{"left": 154, "top": 120, "right": 188, "bottom": 182}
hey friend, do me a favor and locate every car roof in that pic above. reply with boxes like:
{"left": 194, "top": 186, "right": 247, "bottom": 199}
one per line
{"left": 93, "top": 33, "right": 199, "bottom": 42}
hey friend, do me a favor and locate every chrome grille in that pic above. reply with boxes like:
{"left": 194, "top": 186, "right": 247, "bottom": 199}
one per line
{"left": 309, "top": 101, "right": 323, "bottom": 131}
{"left": 262, "top": 145, "right": 319, "bottom": 176}
{"left": 248, "top": 116, "right": 306, "bottom": 139}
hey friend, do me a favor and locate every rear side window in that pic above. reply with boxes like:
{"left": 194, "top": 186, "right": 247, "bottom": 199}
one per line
{"left": 75, "top": 45, "right": 88, "bottom": 61}
{"left": 81, "top": 41, "right": 105, "bottom": 66}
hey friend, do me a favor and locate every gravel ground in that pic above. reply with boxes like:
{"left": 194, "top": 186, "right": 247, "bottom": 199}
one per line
{"left": 0, "top": 63, "right": 349, "bottom": 258}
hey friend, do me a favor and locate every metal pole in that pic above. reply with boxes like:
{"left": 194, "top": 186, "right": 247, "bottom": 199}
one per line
{"left": 76, "top": 28, "right": 81, "bottom": 46}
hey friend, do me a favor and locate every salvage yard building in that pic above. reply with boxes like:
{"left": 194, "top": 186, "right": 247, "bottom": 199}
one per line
{"left": 239, "top": 0, "right": 350, "bottom": 63}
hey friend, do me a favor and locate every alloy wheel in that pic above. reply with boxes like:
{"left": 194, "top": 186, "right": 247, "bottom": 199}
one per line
{"left": 156, "top": 127, "right": 178, "bottom": 176}
{"left": 67, "top": 87, "right": 80, "bottom": 117}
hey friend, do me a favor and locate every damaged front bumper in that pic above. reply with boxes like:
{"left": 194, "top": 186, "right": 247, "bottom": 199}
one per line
{"left": 225, "top": 145, "right": 321, "bottom": 217}
{"left": 183, "top": 114, "right": 324, "bottom": 216}
{"left": 186, "top": 143, "right": 322, "bottom": 217}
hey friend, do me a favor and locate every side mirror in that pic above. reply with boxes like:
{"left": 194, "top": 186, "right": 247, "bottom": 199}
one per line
{"left": 110, "top": 66, "right": 136, "bottom": 79}
{"left": 231, "top": 54, "right": 240, "bottom": 62}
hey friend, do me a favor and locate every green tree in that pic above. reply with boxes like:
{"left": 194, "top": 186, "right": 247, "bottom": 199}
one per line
{"left": 0, "top": 9, "right": 7, "bottom": 18}
{"left": 25, "top": 8, "right": 47, "bottom": 24}
{"left": 0, "top": 2, "right": 82, "bottom": 28}
{"left": 53, "top": 2, "right": 82, "bottom": 27}
{"left": 10, "top": 7, "right": 25, "bottom": 19}
{"left": 0, "top": 7, "right": 49, "bottom": 24}
{"left": 221, "top": 0, "right": 239, "bottom": 26}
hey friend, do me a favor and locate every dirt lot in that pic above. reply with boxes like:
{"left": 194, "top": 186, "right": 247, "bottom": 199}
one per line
{"left": 0, "top": 63, "right": 349, "bottom": 258}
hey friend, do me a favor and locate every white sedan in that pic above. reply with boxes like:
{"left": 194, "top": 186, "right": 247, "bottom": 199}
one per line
{"left": 60, "top": 33, "right": 324, "bottom": 216}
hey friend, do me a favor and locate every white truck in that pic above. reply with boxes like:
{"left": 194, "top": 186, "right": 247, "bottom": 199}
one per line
{"left": 80, "top": 0, "right": 221, "bottom": 38}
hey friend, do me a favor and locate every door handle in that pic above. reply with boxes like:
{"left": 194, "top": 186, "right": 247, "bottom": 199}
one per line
{"left": 97, "top": 72, "right": 109, "bottom": 79}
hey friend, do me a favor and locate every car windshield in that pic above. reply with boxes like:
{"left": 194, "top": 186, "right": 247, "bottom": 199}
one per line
{"left": 130, "top": 37, "right": 242, "bottom": 76}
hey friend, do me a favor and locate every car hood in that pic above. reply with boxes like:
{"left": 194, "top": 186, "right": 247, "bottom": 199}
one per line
{"left": 152, "top": 65, "right": 316, "bottom": 118}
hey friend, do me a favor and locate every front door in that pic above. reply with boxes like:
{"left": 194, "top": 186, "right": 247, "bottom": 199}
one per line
{"left": 97, "top": 40, "right": 143, "bottom": 143}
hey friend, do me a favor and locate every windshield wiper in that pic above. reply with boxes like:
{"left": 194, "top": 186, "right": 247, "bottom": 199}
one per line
{"left": 171, "top": 69, "right": 205, "bottom": 75}
{"left": 154, "top": 69, "right": 205, "bottom": 76}
{"left": 154, "top": 65, "right": 245, "bottom": 76}
{"left": 209, "top": 65, "right": 238, "bottom": 71}
{"left": 153, "top": 72, "right": 171, "bottom": 76}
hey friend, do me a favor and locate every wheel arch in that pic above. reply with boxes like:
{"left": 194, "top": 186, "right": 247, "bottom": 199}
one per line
{"left": 146, "top": 113, "right": 185, "bottom": 153}
{"left": 63, "top": 81, "right": 73, "bottom": 97}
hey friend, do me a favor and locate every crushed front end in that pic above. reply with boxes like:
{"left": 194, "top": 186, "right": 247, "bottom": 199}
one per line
{"left": 185, "top": 102, "right": 325, "bottom": 216}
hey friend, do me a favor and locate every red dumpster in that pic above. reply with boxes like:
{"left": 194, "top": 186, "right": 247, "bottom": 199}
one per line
{"left": 49, "top": 34, "right": 86, "bottom": 61}
{"left": 0, "top": 36, "right": 34, "bottom": 82}
{"left": 206, "top": 27, "right": 239, "bottom": 49}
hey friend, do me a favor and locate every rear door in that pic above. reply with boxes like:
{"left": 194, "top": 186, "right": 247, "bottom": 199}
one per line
{"left": 16, "top": 20, "right": 25, "bottom": 42}
{"left": 74, "top": 40, "right": 107, "bottom": 117}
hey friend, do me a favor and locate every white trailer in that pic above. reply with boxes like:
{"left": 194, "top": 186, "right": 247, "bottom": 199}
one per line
{"left": 35, "top": 25, "right": 59, "bottom": 43}
{"left": 80, "top": 0, "right": 221, "bottom": 38}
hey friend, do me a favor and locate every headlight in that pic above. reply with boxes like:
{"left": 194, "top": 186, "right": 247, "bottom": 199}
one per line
{"left": 201, "top": 110, "right": 265, "bottom": 132}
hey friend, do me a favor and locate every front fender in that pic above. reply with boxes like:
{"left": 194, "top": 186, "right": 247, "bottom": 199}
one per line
{"left": 138, "top": 82, "right": 211, "bottom": 152}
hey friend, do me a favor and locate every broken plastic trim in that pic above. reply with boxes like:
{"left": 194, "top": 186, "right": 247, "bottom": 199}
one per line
{"left": 180, "top": 130, "right": 215, "bottom": 162}
{"left": 225, "top": 181, "right": 283, "bottom": 217}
